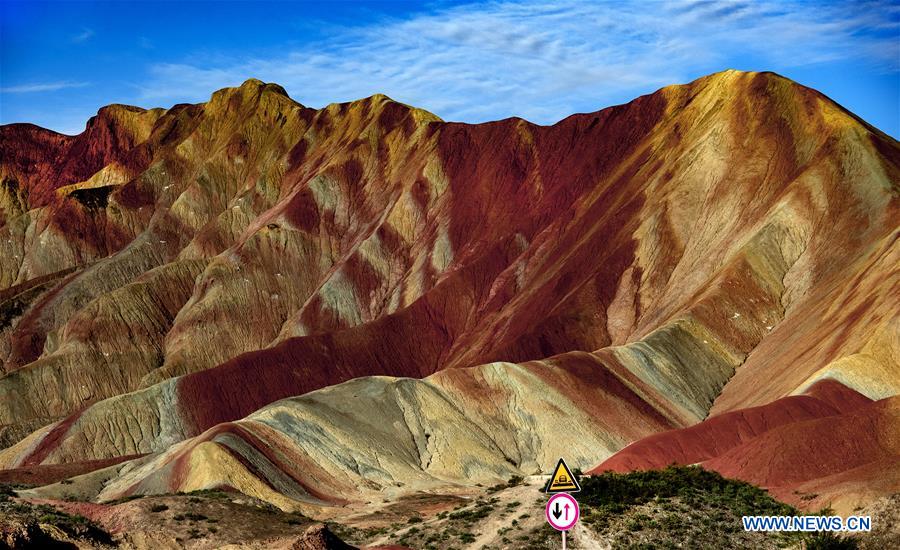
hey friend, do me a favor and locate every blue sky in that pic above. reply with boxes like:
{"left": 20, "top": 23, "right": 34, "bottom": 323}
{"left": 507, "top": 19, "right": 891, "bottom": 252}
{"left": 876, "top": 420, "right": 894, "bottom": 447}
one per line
{"left": 1, "top": 0, "right": 898, "bottom": 137}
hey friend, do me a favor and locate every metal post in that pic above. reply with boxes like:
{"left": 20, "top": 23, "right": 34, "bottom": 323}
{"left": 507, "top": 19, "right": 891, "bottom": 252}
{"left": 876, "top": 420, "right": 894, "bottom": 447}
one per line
{"left": 562, "top": 530, "right": 567, "bottom": 550}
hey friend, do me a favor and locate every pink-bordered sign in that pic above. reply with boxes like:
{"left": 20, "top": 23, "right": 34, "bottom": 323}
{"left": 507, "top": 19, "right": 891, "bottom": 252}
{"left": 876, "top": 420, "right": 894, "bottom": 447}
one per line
{"left": 545, "top": 492, "right": 579, "bottom": 531}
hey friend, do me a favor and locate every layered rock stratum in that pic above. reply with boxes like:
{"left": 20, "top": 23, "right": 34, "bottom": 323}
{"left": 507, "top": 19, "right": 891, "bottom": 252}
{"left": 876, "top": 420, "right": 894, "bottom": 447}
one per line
{"left": 0, "top": 70, "right": 897, "bottom": 519}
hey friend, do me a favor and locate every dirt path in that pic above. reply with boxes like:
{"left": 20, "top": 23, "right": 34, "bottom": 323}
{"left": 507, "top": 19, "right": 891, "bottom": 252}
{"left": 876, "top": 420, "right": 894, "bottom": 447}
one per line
{"left": 469, "top": 482, "right": 548, "bottom": 548}
{"left": 360, "top": 475, "right": 610, "bottom": 549}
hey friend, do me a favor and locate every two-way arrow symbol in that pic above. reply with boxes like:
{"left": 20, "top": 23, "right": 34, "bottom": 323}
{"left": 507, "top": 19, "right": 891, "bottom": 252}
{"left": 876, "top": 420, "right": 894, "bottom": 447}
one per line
{"left": 552, "top": 502, "right": 570, "bottom": 520}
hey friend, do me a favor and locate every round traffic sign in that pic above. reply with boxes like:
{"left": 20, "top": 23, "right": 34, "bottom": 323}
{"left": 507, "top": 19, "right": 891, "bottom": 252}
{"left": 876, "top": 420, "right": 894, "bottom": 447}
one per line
{"left": 545, "top": 492, "right": 579, "bottom": 531}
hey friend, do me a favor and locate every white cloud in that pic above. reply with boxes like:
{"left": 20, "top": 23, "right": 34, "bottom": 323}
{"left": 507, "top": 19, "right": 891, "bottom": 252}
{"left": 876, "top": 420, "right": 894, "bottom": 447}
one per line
{"left": 135, "top": 0, "right": 898, "bottom": 124}
{"left": 0, "top": 81, "right": 89, "bottom": 93}
{"left": 72, "top": 28, "right": 95, "bottom": 43}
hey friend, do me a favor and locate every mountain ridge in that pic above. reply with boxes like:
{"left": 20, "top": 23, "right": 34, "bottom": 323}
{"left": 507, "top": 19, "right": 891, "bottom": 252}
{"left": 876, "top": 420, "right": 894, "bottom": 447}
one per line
{"left": 0, "top": 69, "right": 897, "bottom": 519}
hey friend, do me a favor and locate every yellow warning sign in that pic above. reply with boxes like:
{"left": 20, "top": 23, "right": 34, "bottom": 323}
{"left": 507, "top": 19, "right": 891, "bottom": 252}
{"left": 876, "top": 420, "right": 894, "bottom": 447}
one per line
{"left": 545, "top": 458, "right": 581, "bottom": 493}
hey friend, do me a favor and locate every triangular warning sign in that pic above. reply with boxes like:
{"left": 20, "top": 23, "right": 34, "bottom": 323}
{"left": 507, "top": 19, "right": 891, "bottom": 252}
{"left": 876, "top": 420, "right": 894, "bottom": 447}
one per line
{"left": 545, "top": 457, "right": 581, "bottom": 493}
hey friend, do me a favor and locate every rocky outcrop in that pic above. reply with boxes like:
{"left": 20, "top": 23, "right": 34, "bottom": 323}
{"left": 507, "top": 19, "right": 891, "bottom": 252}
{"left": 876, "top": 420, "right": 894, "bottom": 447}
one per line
{"left": 287, "top": 524, "right": 357, "bottom": 550}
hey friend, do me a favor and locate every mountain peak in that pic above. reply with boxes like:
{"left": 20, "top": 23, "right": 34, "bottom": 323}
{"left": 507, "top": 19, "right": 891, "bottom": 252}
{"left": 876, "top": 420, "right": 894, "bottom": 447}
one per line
{"left": 238, "top": 78, "right": 290, "bottom": 97}
{"left": 206, "top": 78, "right": 294, "bottom": 109}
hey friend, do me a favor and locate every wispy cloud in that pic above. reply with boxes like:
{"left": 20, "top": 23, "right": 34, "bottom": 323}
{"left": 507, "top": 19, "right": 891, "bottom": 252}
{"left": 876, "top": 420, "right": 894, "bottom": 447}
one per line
{"left": 137, "top": 0, "right": 899, "bottom": 124}
{"left": 1, "top": 81, "right": 89, "bottom": 93}
{"left": 72, "top": 28, "right": 94, "bottom": 43}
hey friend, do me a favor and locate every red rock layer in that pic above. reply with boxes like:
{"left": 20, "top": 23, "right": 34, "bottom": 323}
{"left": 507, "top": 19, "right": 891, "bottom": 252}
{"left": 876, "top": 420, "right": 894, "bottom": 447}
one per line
{"left": 593, "top": 379, "right": 871, "bottom": 472}
{"left": 0, "top": 454, "right": 142, "bottom": 486}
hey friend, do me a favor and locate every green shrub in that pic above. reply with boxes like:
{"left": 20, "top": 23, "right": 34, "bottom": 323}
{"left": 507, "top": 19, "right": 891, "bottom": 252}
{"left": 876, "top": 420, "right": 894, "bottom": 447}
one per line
{"left": 579, "top": 465, "right": 808, "bottom": 547}
{"left": 580, "top": 465, "right": 795, "bottom": 517}
{"left": 805, "top": 531, "right": 860, "bottom": 550}
{"left": 109, "top": 494, "right": 145, "bottom": 504}
{"left": 184, "top": 488, "right": 231, "bottom": 500}
{"left": 507, "top": 475, "right": 525, "bottom": 487}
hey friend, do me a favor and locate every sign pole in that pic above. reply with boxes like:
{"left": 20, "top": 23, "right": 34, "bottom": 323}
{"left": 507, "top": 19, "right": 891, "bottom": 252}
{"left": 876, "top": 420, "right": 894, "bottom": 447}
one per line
{"left": 562, "top": 530, "right": 567, "bottom": 550}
